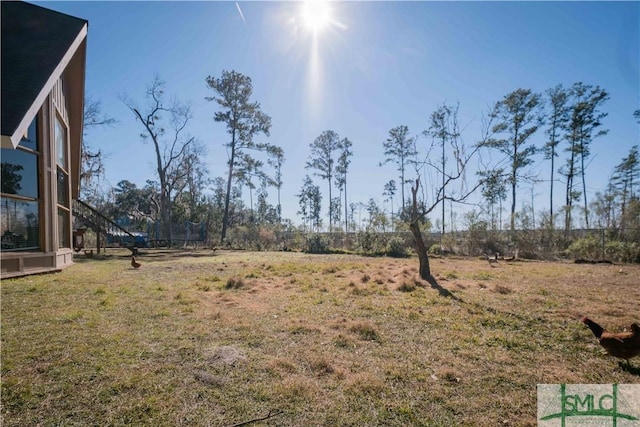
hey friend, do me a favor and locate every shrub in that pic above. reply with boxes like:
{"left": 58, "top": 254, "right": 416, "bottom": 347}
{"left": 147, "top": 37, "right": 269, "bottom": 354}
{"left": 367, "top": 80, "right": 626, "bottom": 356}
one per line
{"left": 356, "top": 232, "right": 385, "bottom": 256}
{"left": 428, "top": 243, "right": 441, "bottom": 255}
{"left": 305, "top": 234, "right": 331, "bottom": 254}
{"left": 355, "top": 233, "right": 410, "bottom": 257}
{"left": 386, "top": 236, "right": 409, "bottom": 258}
{"left": 605, "top": 240, "right": 640, "bottom": 263}
{"left": 224, "top": 276, "right": 247, "bottom": 290}
{"left": 567, "top": 235, "right": 600, "bottom": 260}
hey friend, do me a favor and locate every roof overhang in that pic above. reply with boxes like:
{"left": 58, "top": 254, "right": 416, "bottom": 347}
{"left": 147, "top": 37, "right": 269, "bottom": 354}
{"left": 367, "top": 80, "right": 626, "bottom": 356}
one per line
{"left": 1, "top": 22, "right": 87, "bottom": 150}
{"left": 67, "top": 34, "right": 87, "bottom": 200}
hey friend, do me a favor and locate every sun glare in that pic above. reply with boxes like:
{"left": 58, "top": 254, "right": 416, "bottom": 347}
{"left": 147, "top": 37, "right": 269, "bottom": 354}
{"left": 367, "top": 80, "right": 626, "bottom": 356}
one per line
{"left": 302, "top": 0, "right": 331, "bottom": 33}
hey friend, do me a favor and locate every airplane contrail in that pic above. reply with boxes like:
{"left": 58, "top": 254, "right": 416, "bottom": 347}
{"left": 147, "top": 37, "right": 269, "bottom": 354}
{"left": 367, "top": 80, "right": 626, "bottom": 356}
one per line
{"left": 235, "top": 2, "right": 246, "bottom": 24}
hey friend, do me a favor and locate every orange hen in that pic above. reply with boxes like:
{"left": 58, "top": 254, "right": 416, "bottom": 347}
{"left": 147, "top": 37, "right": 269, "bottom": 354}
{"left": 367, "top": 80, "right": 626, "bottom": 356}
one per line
{"left": 582, "top": 317, "right": 640, "bottom": 364}
{"left": 131, "top": 255, "right": 142, "bottom": 269}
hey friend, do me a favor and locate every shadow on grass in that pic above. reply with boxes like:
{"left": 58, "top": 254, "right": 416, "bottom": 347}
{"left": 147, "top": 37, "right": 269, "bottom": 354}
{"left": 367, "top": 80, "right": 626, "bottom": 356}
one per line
{"left": 426, "top": 274, "right": 545, "bottom": 327}
{"left": 72, "top": 254, "right": 115, "bottom": 263}
{"left": 425, "top": 275, "right": 463, "bottom": 302}
{"left": 136, "top": 250, "right": 219, "bottom": 260}
{"left": 74, "top": 248, "right": 222, "bottom": 263}
{"left": 619, "top": 362, "right": 640, "bottom": 376}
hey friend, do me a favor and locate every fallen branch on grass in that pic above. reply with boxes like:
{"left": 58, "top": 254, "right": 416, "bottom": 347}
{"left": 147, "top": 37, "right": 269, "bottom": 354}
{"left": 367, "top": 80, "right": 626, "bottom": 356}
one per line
{"left": 229, "top": 410, "right": 283, "bottom": 427}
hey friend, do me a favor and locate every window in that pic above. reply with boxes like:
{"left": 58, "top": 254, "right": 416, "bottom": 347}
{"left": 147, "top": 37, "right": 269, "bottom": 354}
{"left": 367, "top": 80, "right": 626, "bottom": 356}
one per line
{"left": 0, "top": 118, "right": 40, "bottom": 251}
{"left": 55, "top": 115, "right": 67, "bottom": 170}
{"left": 1, "top": 149, "right": 38, "bottom": 198}
{"left": 0, "top": 200, "right": 40, "bottom": 250}
{"left": 57, "top": 208, "right": 70, "bottom": 249}
{"left": 55, "top": 114, "right": 71, "bottom": 249}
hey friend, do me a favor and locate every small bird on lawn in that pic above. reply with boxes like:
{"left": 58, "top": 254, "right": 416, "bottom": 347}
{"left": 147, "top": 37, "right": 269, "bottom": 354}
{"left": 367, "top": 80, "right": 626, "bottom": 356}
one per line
{"left": 484, "top": 253, "right": 499, "bottom": 266}
{"left": 131, "top": 255, "right": 142, "bottom": 269}
{"left": 582, "top": 317, "right": 640, "bottom": 365}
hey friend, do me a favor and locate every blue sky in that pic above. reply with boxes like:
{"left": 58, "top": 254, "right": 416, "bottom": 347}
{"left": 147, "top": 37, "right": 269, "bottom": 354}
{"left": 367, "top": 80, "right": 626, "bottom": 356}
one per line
{"left": 39, "top": 1, "right": 639, "bottom": 228}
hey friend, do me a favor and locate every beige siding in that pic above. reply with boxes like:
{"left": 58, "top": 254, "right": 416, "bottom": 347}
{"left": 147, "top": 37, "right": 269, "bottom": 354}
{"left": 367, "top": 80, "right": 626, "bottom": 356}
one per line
{"left": 0, "top": 82, "right": 74, "bottom": 279}
{"left": 52, "top": 78, "right": 69, "bottom": 123}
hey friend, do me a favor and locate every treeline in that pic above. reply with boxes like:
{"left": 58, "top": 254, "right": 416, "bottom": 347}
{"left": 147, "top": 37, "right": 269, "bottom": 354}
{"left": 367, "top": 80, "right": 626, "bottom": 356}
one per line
{"left": 80, "top": 72, "right": 640, "bottom": 256}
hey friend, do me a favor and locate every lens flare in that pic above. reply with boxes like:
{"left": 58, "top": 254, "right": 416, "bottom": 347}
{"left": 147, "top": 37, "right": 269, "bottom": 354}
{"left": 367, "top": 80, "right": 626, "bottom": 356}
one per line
{"left": 302, "top": 1, "right": 331, "bottom": 33}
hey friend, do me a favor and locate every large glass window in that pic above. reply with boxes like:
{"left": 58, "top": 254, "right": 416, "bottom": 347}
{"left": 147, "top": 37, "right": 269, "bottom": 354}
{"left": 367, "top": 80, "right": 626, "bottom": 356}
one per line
{"left": 1, "top": 199, "right": 40, "bottom": 250}
{"left": 1, "top": 149, "right": 38, "bottom": 198}
{"left": 0, "top": 118, "right": 40, "bottom": 251}
{"left": 55, "top": 114, "right": 71, "bottom": 249}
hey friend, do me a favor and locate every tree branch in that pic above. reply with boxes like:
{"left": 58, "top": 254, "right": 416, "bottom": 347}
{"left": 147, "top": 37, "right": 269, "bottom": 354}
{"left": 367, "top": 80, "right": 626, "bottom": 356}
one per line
{"left": 228, "top": 410, "right": 283, "bottom": 427}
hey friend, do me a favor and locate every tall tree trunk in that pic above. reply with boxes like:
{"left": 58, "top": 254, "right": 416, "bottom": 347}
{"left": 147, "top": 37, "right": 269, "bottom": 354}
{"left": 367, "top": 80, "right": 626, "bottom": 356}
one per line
{"left": 400, "top": 166, "right": 405, "bottom": 212}
{"left": 510, "top": 168, "right": 517, "bottom": 232}
{"left": 277, "top": 185, "right": 281, "bottom": 223}
{"left": 580, "top": 144, "right": 589, "bottom": 229}
{"left": 157, "top": 166, "right": 171, "bottom": 246}
{"left": 221, "top": 134, "right": 236, "bottom": 244}
{"left": 161, "top": 190, "right": 171, "bottom": 246}
{"left": 249, "top": 185, "right": 254, "bottom": 222}
{"left": 442, "top": 135, "right": 446, "bottom": 239}
{"left": 510, "top": 129, "right": 518, "bottom": 232}
{"left": 410, "top": 220, "right": 431, "bottom": 280}
{"left": 408, "top": 179, "right": 431, "bottom": 280}
{"left": 565, "top": 176, "right": 572, "bottom": 233}
{"left": 344, "top": 174, "right": 348, "bottom": 232}
{"left": 549, "top": 144, "right": 555, "bottom": 227}
{"left": 328, "top": 178, "right": 332, "bottom": 232}
{"left": 565, "top": 136, "right": 576, "bottom": 232}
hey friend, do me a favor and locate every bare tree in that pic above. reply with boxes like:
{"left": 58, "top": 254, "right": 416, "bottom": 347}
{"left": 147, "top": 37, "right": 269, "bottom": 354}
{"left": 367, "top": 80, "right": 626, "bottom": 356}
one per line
{"left": 81, "top": 96, "right": 116, "bottom": 203}
{"left": 424, "top": 103, "right": 461, "bottom": 238}
{"left": 121, "top": 76, "right": 195, "bottom": 245}
{"left": 407, "top": 127, "right": 485, "bottom": 281}
{"left": 172, "top": 141, "right": 209, "bottom": 223}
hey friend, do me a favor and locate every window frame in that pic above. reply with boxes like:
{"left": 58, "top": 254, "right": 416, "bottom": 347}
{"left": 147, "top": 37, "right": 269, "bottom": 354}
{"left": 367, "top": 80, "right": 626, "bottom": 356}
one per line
{"left": 0, "top": 115, "right": 42, "bottom": 252}
{"left": 54, "top": 111, "right": 72, "bottom": 249}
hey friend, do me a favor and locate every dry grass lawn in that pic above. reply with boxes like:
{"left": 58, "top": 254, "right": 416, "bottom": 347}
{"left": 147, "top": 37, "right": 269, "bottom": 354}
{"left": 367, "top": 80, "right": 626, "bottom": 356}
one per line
{"left": 2, "top": 249, "right": 639, "bottom": 426}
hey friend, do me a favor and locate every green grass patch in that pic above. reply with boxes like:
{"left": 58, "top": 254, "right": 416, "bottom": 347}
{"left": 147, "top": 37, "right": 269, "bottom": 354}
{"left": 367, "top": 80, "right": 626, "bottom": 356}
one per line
{"left": 2, "top": 249, "right": 639, "bottom": 426}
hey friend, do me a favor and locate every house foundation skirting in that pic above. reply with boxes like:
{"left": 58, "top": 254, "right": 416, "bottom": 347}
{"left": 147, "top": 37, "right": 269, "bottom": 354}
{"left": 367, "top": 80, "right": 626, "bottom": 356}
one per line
{"left": 0, "top": 249, "right": 73, "bottom": 279}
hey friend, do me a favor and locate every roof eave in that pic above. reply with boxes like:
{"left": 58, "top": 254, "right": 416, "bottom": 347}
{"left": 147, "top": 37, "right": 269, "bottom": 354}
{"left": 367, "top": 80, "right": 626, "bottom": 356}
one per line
{"left": 4, "top": 22, "right": 88, "bottom": 150}
{"left": 68, "top": 37, "right": 87, "bottom": 200}
{"left": 1, "top": 134, "right": 14, "bottom": 148}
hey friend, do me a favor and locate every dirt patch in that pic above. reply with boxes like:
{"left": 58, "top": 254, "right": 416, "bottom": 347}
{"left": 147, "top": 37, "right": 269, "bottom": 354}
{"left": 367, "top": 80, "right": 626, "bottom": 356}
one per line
{"left": 203, "top": 345, "right": 247, "bottom": 366}
{"left": 193, "top": 370, "right": 228, "bottom": 387}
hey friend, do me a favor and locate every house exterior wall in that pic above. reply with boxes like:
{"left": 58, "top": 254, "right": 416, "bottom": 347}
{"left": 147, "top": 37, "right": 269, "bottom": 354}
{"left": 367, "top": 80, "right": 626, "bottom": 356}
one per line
{"left": 1, "top": 77, "right": 74, "bottom": 278}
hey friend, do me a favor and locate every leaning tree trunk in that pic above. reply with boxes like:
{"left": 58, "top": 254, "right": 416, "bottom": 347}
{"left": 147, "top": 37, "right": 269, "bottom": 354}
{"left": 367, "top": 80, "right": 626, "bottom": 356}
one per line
{"left": 409, "top": 179, "right": 431, "bottom": 280}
